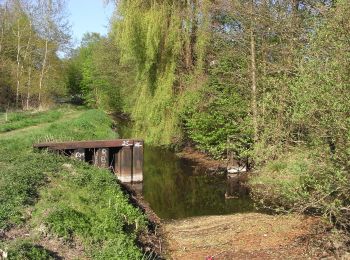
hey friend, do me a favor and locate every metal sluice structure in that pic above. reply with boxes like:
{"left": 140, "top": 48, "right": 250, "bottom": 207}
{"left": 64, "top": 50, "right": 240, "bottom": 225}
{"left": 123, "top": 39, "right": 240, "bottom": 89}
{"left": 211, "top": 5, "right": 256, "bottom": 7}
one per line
{"left": 34, "top": 139, "right": 144, "bottom": 183}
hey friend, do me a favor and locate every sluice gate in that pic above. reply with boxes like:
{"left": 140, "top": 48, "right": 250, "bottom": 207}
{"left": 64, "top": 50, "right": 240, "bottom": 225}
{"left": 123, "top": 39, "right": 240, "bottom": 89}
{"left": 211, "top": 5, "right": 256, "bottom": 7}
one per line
{"left": 34, "top": 139, "right": 144, "bottom": 183}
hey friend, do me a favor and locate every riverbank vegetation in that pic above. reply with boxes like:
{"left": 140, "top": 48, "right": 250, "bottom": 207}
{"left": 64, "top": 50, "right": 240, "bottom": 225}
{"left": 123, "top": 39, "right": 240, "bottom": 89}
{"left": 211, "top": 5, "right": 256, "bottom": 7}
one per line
{"left": 64, "top": 0, "right": 349, "bottom": 234}
{"left": 0, "top": 108, "right": 146, "bottom": 259}
{"left": 1, "top": 0, "right": 349, "bottom": 255}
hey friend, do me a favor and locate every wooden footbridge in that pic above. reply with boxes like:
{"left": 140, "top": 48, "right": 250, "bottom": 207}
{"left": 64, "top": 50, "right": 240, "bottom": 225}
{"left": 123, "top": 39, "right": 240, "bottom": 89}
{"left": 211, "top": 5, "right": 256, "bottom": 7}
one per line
{"left": 34, "top": 139, "right": 143, "bottom": 183}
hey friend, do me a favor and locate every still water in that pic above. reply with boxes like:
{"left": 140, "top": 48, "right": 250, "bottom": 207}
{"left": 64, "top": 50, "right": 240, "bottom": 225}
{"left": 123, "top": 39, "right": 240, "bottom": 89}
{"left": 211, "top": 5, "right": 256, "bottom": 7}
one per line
{"left": 116, "top": 118, "right": 255, "bottom": 220}
{"left": 139, "top": 146, "right": 254, "bottom": 219}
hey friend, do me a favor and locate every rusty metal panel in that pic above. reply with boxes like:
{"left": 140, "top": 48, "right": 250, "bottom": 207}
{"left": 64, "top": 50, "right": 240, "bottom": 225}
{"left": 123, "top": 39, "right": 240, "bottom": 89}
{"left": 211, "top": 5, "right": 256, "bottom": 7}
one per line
{"left": 72, "top": 148, "right": 85, "bottom": 161}
{"left": 34, "top": 139, "right": 145, "bottom": 184}
{"left": 34, "top": 139, "right": 135, "bottom": 150}
{"left": 132, "top": 140, "right": 143, "bottom": 182}
{"left": 93, "top": 148, "right": 109, "bottom": 168}
{"left": 119, "top": 146, "right": 133, "bottom": 183}
{"left": 114, "top": 148, "right": 121, "bottom": 177}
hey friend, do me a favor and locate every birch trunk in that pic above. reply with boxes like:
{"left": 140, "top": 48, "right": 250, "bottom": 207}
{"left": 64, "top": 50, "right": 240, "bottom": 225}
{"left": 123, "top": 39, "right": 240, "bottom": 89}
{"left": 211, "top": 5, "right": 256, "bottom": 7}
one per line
{"left": 250, "top": 0, "right": 258, "bottom": 142}
{"left": 26, "top": 67, "right": 31, "bottom": 110}
{"left": 19, "top": 21, "right": 32, "bottom": 108}
{"left": 38, "top": 37, "right": 48, "bottom": 106}
{"left": 15, "top": 20, "right": 21, "bottom": 108}
{"left": 0, "top": 2, "right": 7, "bottom": 55}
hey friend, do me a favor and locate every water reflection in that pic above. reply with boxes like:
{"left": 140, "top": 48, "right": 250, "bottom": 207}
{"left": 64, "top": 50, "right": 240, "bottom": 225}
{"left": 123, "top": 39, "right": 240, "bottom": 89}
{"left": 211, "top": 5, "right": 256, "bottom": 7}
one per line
{"left": 115, "top": 117, "right": 255, "bottom": 219}
{"left": 141, "top": 146, "right": 255, "bottom": 220}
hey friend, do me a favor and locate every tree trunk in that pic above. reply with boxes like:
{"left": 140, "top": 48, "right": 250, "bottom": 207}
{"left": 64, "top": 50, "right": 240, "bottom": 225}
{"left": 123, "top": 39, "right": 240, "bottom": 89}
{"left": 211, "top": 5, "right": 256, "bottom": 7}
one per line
{"left": 184, "top": 0, "right": 198, "bottom": 70}
{"left": 0, "top": 2, "right": 7, "bottom": 55}
{"left": 250, "top": 0, "right": 258, "bottom": 142}
{"left": 38, "top": 37, "right": 48, "bottom": 106}
{"left": 26, "top": 67, "right": 31, "bottom": 110}
{"left": 15, "top": 20, "right": 21, "bottom": 108}
{"left": 20, "top": 21, "right": 32, "bottom": 75}
{"left": 190, "top": 0, "right": 198, "bottom": 67}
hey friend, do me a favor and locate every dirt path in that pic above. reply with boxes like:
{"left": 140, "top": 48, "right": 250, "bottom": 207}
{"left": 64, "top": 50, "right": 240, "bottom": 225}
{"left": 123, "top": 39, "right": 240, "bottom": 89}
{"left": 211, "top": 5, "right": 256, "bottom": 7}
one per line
{"left": 0, "top": 110, "right": 83, "bottom": 138}
{"left": 163, "top": 213, "right": 319, "bottom": 259}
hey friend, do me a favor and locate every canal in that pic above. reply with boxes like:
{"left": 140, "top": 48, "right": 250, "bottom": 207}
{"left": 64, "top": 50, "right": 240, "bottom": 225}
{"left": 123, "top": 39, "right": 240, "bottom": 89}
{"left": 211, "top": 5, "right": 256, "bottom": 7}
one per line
{"left": 116, "top": 117, "right": 255, "bottom": 220}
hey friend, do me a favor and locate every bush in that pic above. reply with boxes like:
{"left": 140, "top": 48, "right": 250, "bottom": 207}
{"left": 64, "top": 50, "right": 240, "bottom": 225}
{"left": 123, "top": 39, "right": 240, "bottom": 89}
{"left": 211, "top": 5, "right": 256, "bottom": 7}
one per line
{"left": 182, "top": 77, "right": 252, "bottom": 159}
{"left": 250, "top": 148, "right": 350, "bottom": 229}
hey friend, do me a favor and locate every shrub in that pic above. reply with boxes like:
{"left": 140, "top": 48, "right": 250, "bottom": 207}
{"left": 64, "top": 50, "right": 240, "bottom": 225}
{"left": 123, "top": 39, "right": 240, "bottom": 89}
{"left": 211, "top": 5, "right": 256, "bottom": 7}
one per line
{"left": 250, "top": 148, "right": 350, "bottom": 229}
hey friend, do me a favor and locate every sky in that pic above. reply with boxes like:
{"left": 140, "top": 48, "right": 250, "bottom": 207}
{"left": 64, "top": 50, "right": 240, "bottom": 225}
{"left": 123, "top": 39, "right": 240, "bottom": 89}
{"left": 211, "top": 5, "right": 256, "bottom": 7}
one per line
{"left": 67, "top": 0, "right": 115, "bottom": 47}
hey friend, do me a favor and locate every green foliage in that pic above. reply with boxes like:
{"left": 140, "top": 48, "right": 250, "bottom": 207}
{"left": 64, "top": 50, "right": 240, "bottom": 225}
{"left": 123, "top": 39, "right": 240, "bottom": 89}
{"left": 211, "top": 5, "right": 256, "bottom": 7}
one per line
{"left": 250, "top": 148, "right": 349, "bottom": 226}
{"left": 45, "top": 207, "right": 91, "bottom": 240}
{"left": 0, "top": 0, "right": 70, "bottom": 109}
{"left": 6, "top": 241, "right": 55, "bottom": 260}
{"left": 65, "top": 33, "right": 124, "bottom": 112}
{"left": 250, "top": 0, "right": 350, "bottom": 229}
{"left": 35, "top": 162, "right": 146, "bottom": 258}
{"left": 65, "top": 57, "right": 83, "bottom": 96}
{"left": 182, "top": 83, "right": 251, "bottom": 158}
{"left": 115, "top": 0, "right": 211, "bottom": 145}
{"left": 250, "top": 150, "right": 314, "bottom": 211}
{"left": 181, "top": 35, "right": 252, "bottom": 159}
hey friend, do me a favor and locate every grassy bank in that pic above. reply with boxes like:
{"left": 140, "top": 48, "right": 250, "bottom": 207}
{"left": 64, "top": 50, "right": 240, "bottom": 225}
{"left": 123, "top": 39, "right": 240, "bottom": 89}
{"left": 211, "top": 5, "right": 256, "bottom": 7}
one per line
{"left": 0, "top": 108, "right": 146, "bottom": 259}
{"left": 0, "top": 108, "right": 68, "bottom": 133}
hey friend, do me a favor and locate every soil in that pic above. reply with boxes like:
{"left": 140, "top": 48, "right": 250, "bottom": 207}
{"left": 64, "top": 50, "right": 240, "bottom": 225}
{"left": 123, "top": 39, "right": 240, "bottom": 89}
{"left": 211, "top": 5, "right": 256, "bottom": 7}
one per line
{"left": 162, "top": 213, "right": 321, "bottom": 260}
{"left": 122, "top": 173, "right": 333, "bottom": 260}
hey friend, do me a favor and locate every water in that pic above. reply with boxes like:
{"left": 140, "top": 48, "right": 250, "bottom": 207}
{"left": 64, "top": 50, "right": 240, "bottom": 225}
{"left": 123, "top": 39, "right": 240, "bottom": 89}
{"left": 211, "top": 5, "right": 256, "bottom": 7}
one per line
{"left": 115, "top": 116, "right": 255, "bottom": 220}
{"left": 141, "top": 146, "right": 254, "bottom": 219}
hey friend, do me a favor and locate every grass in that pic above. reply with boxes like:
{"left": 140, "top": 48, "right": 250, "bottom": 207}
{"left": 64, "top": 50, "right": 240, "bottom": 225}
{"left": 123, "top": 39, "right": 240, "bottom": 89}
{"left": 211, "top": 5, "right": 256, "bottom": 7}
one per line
{"left": 5, "top": 241, "right": 56, "bottom": 260}
{"left": 0, "top": 107, "right": 146, "bottom": 259}
{"left": 249, "top": 150, "right": 313, "bottom": 212}
{"left": 249, "top": 148, "right": 349, "bottom": 219}
{"left": 0, "top": 109, "right": 64, "bottom": 133}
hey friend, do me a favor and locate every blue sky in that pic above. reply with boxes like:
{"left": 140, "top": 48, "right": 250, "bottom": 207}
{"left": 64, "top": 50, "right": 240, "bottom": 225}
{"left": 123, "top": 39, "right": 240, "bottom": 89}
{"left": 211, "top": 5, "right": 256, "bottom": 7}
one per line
{"left": 68, "top": 0, "right": 115, "bottom": 47}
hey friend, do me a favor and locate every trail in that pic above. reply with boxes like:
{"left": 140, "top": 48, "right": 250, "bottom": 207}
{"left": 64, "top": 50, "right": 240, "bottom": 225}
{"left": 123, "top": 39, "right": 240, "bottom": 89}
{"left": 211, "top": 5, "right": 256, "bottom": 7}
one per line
{"left": 163, "top": 213, "right": 319, "bottom": 259}
{"left": 0, "top": 110, "right": 83, "bottom": 138}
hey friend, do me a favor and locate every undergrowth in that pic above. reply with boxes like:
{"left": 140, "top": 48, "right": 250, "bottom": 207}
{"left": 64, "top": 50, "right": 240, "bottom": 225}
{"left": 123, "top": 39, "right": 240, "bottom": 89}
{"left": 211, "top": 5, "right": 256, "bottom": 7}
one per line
{"left": 249, "top": 148, "right": 350, "bottom": 230}
{"left": 0, "top": 108, "right": 146, "bottom": 259}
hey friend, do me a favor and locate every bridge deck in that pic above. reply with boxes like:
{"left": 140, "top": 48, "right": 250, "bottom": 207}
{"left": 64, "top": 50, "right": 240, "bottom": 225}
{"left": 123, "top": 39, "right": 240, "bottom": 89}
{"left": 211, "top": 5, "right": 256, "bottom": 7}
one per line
{"left": 33, "top": 139, "right": 144, "bottom": 183}
{"left": 34, "top": 139, "right": 140, "bottom": 149}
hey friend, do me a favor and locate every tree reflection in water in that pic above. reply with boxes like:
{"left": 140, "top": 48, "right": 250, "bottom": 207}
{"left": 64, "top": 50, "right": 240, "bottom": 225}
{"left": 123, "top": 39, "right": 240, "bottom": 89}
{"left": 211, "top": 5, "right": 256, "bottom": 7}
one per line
{"left": 141, "top": 146, "right": 255, "bottom": 220}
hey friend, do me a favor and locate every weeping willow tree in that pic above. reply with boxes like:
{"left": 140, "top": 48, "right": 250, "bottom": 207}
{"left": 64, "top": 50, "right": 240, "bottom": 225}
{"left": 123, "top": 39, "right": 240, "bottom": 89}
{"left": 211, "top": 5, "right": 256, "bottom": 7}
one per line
{"left": 114, "top": 0, "right": 211, "bottom": 144}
